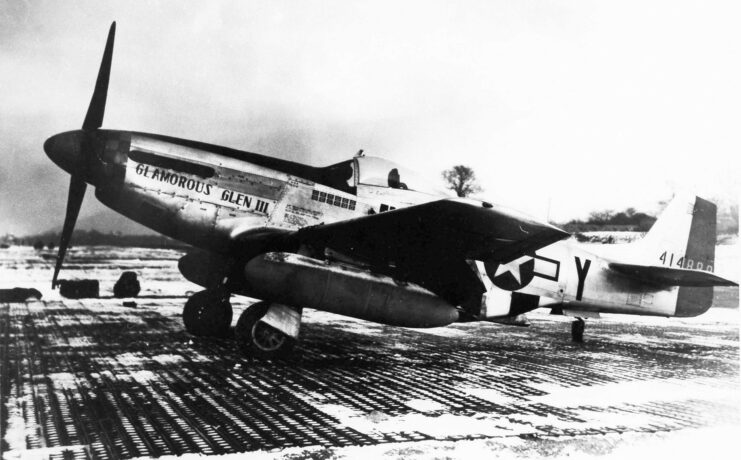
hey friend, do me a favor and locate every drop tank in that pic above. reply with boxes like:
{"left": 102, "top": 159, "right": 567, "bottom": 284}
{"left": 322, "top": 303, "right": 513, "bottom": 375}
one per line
{"left": 244, "top": 252, "right": 458, "bottom": 328}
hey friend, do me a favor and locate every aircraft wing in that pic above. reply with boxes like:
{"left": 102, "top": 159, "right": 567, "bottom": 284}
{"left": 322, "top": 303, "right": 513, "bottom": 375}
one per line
{"left": 297, "top": 198, "right": 568, "bottom": 264}
{"left": 609, "top": 263, "right": 738, "bottom": 287}
{"left": 295, "top": 198, "right": 569, "bottom": 307}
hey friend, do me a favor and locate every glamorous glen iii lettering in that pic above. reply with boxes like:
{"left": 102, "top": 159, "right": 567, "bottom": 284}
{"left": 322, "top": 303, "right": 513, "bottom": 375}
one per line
{"left": 133, "top": 162, "right": 273, "bottom": 215}
{"left": 135, "top": 163, "right": 212, "bottom": 195}
{"left": 220, "top": 190, "right": 271, "bottom": 214}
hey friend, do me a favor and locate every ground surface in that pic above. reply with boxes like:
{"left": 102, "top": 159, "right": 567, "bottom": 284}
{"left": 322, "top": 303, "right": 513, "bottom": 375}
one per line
{"left": 0, "top": 246, "right": 739, "bottom": 459}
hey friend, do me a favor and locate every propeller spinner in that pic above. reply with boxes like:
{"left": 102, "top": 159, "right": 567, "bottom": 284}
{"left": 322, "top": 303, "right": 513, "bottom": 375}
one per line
{"left": 44, "top": 22, "right": 116, "bottom": 288}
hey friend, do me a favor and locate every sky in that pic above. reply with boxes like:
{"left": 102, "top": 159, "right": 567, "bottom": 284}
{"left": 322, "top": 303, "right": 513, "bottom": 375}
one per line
{"left": 1, "top": 0, "right": 739, "bottom": 235}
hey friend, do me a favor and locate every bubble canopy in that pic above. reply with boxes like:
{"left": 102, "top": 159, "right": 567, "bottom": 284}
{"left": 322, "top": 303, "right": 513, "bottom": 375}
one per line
{"left": 355, "top": 156, "right": 449, "bottom": 196}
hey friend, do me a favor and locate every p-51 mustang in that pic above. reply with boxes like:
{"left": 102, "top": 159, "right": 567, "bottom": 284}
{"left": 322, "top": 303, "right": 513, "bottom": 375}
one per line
{"left": 45, "top": 23, "right": 736, "bottom": 357}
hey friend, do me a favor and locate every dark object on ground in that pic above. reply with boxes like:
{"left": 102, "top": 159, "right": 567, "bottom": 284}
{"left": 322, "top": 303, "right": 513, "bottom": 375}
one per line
{"left": 573, "top": 233, "right": 589, "bottom": 242}
{"left": 122, "top": 301, "right": 137, "bottom": 308}
{"left": 572, "top": 318, "right": 585, "bottom": 342}
{"left": 0, "top": 243, "right": 9, "bottom": 249}
{"left": 113, "top": 271, "right": 141, "bottom": 298}
{"left": 59, "top": 280, "right": 99, "bottom": 299}
{"left": 33, "top": 240, "right": 45, "bottom": 250}
{"left": 0, "top": 287, "right": 42, "bottom": 302}
{"left": 490, "top": 314, "right": 530, "bottom": 327}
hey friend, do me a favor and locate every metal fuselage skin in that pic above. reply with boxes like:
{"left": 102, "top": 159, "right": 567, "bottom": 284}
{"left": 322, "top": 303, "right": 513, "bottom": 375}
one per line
{"left": 72, "top": 130, "right": 441, "bottom": 252}
{"left": 480, "top": 242, "right": 704, "bottom": 319}
{"left": 48, "top": 128, "right": 710, "bottom": 320}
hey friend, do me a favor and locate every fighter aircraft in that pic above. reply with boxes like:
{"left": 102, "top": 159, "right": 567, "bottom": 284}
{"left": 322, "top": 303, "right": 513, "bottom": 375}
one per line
{"left": 44, "top": 23, "right": 736, "bottom": 357}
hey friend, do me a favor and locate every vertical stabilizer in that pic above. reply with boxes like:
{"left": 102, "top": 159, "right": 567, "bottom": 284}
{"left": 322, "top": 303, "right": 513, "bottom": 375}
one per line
{"left": 637, "top": 194, "right": 717, "bottom": 316}
{"left": 638, "top": 195, "right": 716, "bottom": 270}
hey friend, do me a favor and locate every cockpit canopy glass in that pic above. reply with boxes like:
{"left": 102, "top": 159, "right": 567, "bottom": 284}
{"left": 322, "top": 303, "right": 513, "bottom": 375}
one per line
{"left": 355, "top": 156, "right": 448, "bottom": 196}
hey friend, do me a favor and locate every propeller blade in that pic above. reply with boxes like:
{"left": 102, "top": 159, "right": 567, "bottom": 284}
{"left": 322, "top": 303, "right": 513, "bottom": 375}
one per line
{"left": 82, "top": 22, "right": 116, "bottom": 131}
{"left": 52, "top": 176, "right": 87, "bottom": 288}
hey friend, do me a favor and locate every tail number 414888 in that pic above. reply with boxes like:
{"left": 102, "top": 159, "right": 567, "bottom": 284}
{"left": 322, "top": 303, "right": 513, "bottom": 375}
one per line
{"left": 659, "top": 251, "right": 712, "bottom": 272}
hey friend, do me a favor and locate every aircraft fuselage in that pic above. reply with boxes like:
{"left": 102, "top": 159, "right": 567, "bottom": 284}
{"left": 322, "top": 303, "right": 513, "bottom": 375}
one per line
{"left": 480, "top": 241, "right": 712, "bottom": 319}
{"left": 51, "top": 129, "right": 438, "bottom": 253}
{"left": 46, "top": 128, "right": 718, "bottom": 321}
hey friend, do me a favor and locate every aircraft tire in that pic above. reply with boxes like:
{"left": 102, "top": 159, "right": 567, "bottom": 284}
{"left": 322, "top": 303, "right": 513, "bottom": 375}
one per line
{"left": 182, "top": 290, "right": 233, "bottom": 338}
{"left": 235, "top": 302, "right": 295, "bottom": 359}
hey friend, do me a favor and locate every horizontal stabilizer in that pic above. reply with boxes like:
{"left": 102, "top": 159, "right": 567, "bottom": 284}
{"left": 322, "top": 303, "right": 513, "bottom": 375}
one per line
{"left": 609, "top": 263, "right": 738, "bottom": 287}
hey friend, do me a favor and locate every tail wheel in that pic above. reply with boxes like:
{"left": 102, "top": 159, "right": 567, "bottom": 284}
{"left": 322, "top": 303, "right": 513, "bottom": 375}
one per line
{"left": 183, "top": 290, "right": 232, "bottom": 337}
{"left": 235, "top": 302, "right": 295, "bottom": 359}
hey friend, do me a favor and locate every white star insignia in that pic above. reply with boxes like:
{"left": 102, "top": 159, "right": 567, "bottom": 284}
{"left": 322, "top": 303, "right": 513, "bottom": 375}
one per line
{"left": 493, "top": 256, "right": 531, "bottom": 284}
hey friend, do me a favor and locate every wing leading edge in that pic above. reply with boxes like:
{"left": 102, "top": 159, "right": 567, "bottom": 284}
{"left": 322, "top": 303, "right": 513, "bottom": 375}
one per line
{"left": 296, "top": 198, "right": 569, "bottom": 266}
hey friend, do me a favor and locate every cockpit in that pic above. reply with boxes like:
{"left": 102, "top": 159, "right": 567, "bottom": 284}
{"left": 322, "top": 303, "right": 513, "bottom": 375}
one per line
{"left": 320, "top": 156, "right": 448, "bottom": 197}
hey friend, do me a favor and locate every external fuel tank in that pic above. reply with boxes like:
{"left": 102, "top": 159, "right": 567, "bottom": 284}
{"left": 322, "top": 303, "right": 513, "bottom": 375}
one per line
{"left": 244, "top": 252, "right": 459, "bottom": 328}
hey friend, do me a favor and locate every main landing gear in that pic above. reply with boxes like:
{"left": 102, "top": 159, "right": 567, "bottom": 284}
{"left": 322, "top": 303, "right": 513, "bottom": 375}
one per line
{"left": 182, "top": 290, "right": 232, "bottom": 338}
{"left": 235, "top": 302, "right": 297, "bottom": 359}
{"left": 183, "top": 290, "right": 300, "bottom": 359}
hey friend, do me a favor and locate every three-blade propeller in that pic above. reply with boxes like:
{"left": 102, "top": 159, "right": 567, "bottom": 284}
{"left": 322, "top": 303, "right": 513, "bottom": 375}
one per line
{"left": 51, "top": 22, "right": 116, "bottom": 288}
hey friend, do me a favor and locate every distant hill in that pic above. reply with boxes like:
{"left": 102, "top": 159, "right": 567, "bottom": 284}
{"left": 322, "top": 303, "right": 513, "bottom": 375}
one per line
{"left": 71, "top": 210, "right": 158, "bottom": 235}
{"left": 21, "top": 209, "right": 185, "bottom": 248}
{"left": 560, "top": 208, "right": 657, "bottom": 234}
{"left": 561, "top": 200, "right": 738, "bottom": 235}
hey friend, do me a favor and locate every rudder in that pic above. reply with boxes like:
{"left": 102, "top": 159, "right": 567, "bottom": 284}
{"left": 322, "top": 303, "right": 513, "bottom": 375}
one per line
{"left": 676, "top": 196, "right": 716, "bottom": 316}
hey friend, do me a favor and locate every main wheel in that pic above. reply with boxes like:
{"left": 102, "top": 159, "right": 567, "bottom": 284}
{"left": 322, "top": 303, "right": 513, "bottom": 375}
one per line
{"left": 183, "top": 290, "right": 233, "bottom": 337}
{"left": 235, "top": 302, "right": 295, "bottom": 359}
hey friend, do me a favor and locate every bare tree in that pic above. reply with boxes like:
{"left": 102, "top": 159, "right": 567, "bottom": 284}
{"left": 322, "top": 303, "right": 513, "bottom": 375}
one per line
{"left": 442, "top": 165, "right": 482, "bottom": 197}
{"left": 588, "top": 210, "right": 614, "bottom": 225}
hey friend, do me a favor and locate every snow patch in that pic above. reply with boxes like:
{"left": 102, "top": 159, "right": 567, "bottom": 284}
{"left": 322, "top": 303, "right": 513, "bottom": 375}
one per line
{"left": 65, "top": 336, "right": 93, "bottom": 347}
{"left": 152, "top": 354, "right": 185, "bottom": 365}
{"left": 608, "top": 333, "right": 657, "bottom": 345}
{"left": 3, "top": 392, "right": 28, "bottom": 454}
{"left": 114, "top": 352, "right": 147, "bottom": 366}
{"left": 412, "top": 327, "right": 469, "bottom": 338}
{"left": 114, "top": 425, "right": 741, "bottom": 460}
{"left": 4, "top": 445, "right": 88, "bottom": 460}
{"left": 532, "top": 377, "right": 738, "bottom": 408}
{"left": 314, "top": 403, "right": 527, "bottom": 437}
{"left": 462, "top": 387, "right": 522, "bottom": 406}
{"left": 48, "top": 372, "right": 77, "bottom": 390}
{"left": 404, "top": 398, "right": 445, "bottom": 412}
{"left": 130, "top": 370, "right": 157, "bottom": 384}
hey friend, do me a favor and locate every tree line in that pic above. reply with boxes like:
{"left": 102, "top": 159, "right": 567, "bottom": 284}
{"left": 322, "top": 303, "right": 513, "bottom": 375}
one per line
{"left": 561, "top": 208, "right": 657, "bottom": 233}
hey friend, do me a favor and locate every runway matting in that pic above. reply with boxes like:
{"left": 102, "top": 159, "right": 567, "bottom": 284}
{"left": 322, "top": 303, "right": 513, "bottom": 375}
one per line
{"left": 0, "top": 247, "right": 738, "bottom": 459}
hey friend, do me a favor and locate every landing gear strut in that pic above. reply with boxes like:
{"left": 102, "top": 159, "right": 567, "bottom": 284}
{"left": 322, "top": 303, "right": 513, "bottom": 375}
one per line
{"left": 183, "top": 290, "right": 233, "bottom": 337}
{"left": 235, "top": 302, "right": 297, "bottom": 359}
{"left": 571, "top": 318, "right": 585, "bottom": 343}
